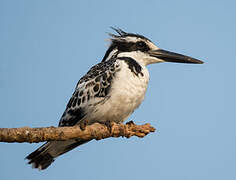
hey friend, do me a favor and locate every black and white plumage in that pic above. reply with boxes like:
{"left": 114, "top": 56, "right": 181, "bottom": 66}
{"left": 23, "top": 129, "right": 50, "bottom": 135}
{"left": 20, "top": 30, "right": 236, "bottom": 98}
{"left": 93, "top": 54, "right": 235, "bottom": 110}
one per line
{"left": 26, "top": 28, "right": 203, "bottom": 170}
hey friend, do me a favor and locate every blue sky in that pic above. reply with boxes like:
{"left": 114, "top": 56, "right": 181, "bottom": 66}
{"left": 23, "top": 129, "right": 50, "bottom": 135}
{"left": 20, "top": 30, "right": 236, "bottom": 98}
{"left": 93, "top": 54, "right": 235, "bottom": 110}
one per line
{"left": 0, "top": 0, "right": 235, "bottom": 179}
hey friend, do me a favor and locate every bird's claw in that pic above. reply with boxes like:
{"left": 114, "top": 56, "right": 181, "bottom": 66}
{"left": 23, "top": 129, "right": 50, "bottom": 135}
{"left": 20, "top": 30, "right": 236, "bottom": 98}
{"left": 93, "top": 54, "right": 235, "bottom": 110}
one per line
{"left": 104, "top": 120, "right": 114, "bottom": 134}
{"left": 126, "top": 120, "right": 135, "bottom": 126}
{"left": 79, "top": 119, "right": 88, "bottom": 131}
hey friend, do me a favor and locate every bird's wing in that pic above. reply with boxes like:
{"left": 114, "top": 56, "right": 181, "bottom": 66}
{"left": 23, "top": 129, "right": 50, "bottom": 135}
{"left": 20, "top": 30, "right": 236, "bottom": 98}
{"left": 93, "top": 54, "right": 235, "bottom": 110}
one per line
{"left": 59, "top": 58, "right": 121, "bottom": 127}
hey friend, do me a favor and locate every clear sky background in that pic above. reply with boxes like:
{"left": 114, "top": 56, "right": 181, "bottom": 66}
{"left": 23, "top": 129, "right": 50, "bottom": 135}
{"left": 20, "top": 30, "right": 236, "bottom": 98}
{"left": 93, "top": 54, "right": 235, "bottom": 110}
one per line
{"left": 0, "top": 1, "right": 235, "bottom": 180}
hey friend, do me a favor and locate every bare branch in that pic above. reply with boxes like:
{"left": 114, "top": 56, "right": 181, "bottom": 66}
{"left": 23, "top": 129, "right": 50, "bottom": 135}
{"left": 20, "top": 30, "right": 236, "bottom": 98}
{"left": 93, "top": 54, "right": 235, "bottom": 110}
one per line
{"left": 0, "top": 122, "right": 155, "bottom": 143}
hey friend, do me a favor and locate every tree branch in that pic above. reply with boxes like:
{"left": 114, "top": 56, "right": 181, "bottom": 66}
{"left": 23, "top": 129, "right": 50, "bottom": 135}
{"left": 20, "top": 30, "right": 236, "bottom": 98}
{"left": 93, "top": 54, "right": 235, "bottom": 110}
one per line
{"left": 0, "top": 122, "right": 156, "bottom": 143}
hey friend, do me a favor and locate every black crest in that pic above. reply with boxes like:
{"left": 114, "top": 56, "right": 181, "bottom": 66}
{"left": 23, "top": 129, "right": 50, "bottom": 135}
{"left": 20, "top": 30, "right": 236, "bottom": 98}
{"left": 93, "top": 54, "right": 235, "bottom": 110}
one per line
{"left": 102, "top": 27, "right": 151, "bottom": 62}
{"left": 108, "top": 27, "right": 151, "bottom": 41}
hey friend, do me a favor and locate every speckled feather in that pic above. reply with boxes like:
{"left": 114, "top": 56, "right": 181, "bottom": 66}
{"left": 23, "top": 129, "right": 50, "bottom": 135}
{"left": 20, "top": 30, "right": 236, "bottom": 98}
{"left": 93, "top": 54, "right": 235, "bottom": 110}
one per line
{"left": 59, "top": 58, "right": 121, "bottom": 127}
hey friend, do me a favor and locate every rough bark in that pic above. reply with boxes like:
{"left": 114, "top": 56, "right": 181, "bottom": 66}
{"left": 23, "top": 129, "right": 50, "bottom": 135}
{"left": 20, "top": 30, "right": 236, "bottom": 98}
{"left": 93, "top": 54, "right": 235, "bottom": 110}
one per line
{"left": 0, "top": 122, "right": 155, "bottom": 143}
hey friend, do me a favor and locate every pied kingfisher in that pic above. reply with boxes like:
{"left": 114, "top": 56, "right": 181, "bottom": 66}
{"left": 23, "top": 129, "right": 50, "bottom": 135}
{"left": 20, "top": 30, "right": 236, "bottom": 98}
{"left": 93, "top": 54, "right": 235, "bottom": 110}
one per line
{"left": 26, "top": 28, "right": 203, "bottom": 170}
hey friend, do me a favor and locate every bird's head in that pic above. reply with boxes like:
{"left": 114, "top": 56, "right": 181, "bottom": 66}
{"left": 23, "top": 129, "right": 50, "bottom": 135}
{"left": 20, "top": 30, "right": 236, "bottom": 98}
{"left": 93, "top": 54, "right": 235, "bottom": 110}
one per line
{"left": 102, "top": 27, "right": 204, "bottom": 66}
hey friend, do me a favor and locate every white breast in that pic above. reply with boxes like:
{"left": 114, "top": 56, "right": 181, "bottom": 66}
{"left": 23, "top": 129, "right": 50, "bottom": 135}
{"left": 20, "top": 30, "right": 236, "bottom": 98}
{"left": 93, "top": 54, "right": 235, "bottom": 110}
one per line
{"left": 90, "top": 61, "right": 149, "bottom": 124}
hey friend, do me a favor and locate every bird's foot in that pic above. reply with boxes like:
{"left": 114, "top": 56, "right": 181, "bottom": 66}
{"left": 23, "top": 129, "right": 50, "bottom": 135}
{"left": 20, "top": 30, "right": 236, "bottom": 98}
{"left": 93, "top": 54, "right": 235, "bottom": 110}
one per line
{"left": 79, "top": 119, "right": 88, "bottom": 131}
{"left": 126, "top": 120, "right": 135, "bottom": 126}
{"left": 103, "top": 120, "right": 114, "bottom": 134}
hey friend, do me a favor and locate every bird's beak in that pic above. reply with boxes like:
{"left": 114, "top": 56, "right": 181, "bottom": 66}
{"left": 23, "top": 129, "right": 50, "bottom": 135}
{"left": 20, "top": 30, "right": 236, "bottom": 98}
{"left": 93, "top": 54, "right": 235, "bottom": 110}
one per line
{"left": 149, "top": 49, "right": 204, "bottom": 64}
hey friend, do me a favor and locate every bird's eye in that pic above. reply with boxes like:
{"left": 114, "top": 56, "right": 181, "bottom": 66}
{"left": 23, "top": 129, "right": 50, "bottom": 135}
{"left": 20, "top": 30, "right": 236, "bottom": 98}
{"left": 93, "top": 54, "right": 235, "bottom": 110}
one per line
{"left": 137, "top": 41, "right": 146, "bottom": 48}
{"left": 136, "top": 41, "right": 149, "bottom": 51}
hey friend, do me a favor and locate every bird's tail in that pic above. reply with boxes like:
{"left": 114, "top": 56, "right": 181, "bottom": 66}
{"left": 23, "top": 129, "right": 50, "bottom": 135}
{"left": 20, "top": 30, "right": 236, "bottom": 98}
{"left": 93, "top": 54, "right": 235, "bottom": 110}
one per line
{"left": 26, "top": 139, "right": 88, "bottom": 170}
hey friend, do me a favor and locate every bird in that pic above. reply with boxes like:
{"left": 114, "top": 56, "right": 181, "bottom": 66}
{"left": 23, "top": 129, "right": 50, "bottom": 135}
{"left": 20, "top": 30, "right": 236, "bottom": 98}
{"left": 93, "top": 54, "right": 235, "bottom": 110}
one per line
{"left": 26, "top": 27, "right": 204, "bottom": 170}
